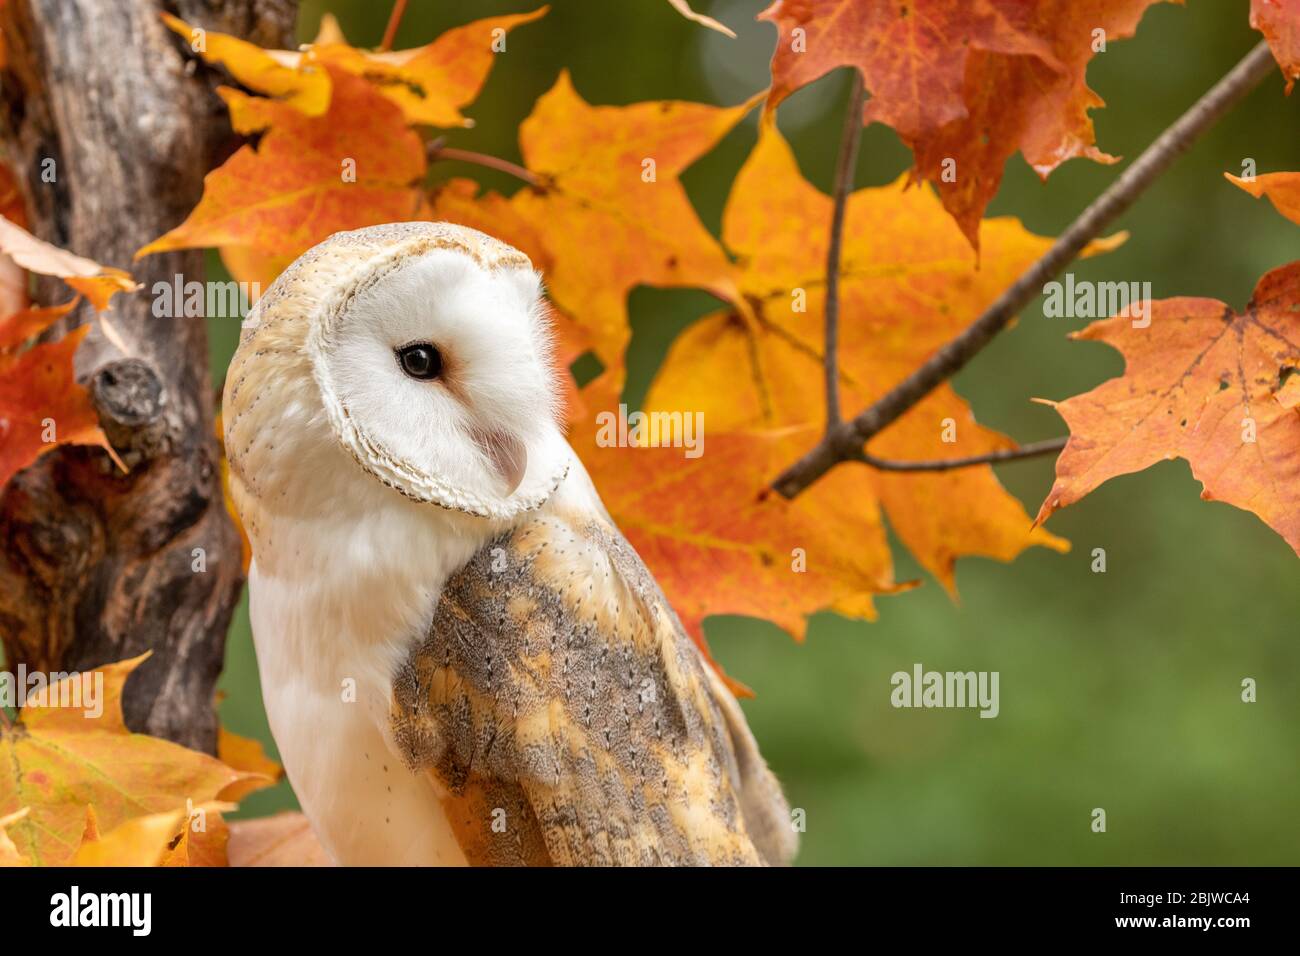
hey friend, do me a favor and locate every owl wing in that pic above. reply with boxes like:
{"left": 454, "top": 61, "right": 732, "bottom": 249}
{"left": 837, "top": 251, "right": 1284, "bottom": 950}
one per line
{"left": 389, "top": 510, "right": 797, "bottom": 866}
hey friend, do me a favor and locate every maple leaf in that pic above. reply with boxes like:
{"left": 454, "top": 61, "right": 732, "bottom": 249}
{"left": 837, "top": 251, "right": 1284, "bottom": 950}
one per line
{"left": 1035, "top": 261, "right": 1300, "bottom": 554}
{"left": 1252, "top": 0, "right": 1300, "bottom": 93}
{"left": 157, "top": 802, "right": 237, "bottom": 867}
{"left": 72, "top": 806, "right": 187, "bottom": 866}
{"left": 618, "top": 123, "right": 1115, "bottom": 630}
{"left": 510, "top": 71, "right": 753, "bottom": 379}
{"left": 71, "top": 802, "right": 229, "bottom": 866}
{"left": 0, "top": 299, "right": 74, "bottom": 351}
{"left": 0, "top": 655, "right": 272, "bottom": 865}
{"left": 217, "top": 726, "right": 284, "bottom": 789}
{"left": 0, "top": 325, "right": 116, "bottom": 491}
{"left": 136, "top": 65, "right": 425, "bottom": 274}
{"left": 159, "top": 12, "right": 331, "bottom": 115}
{"left": 164, "top": 8, "right": 547, "bottom": 128}
{"left": 301, "top": 7, "right": 549, "bottom": 127}
{"left": 1227, "top": 170, "right": 1300, "bottom": 225}
{"left": 759, "top": 0, "right": 1174, "bottom": 247}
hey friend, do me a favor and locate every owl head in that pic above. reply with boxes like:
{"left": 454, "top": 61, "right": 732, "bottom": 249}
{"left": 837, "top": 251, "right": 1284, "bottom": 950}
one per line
{"left": 223, "top": 222, "right": 569, "bottom": 523}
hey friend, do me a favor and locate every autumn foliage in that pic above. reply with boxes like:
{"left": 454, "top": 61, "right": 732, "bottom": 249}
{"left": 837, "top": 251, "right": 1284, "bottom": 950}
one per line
{"left": 1, "top": 0, "right": 1299, "bottom": 865}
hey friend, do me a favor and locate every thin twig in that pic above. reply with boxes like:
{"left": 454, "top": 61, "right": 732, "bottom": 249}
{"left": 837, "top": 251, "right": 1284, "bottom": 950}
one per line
{"left": 824, "top": 73, "right": 865, "bottom": 431}
{"left": 854, "top": 436, "right": 1067, "bottom": 472}
{"left": 427, "top": 142, "right": 542, "bottom": 187}
{"left": 380, "top": 0, "right": 409, "bottom": 52}
{"left": 772, "top": 40, "right": 1278, "bottom": 499}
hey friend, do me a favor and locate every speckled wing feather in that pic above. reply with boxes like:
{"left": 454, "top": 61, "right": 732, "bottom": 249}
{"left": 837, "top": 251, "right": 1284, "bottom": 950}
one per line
{"left": 390, "top": 510, "right": 797, "bottom": 866}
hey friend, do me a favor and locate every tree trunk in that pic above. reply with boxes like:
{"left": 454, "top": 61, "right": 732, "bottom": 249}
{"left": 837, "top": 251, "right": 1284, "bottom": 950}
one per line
{"left": 0, "top": 0, "right": 296, "bottom": 751}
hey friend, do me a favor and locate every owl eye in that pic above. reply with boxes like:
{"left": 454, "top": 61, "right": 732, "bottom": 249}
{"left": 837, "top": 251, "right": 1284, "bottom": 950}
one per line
{"left": 396, "top": 343, "right": 443, "bottom": 381}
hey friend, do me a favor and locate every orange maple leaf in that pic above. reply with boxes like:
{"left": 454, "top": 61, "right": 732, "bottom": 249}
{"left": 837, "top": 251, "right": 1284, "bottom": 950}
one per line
{"left": 136, "top": 65, "right": 425, "bottom": 275}
{"left": 0, "top": 299, "right": 75, "bottom": 351}
{"left": 1252, "top": 0, "right": 1300, "bottom": 93}
{"left": 1227, "top": 170, "right": 1300, "bottom": 225}
{"left": 1036, "top": 261, "right": 1300, "bottom": 554}
{"left": 0, "top": 325, "right": 116, "bottom": 491}
{"left": 156, "top": 802, "right": 238, "bottom": 867}
{"left": 759, "top": 0, "right": 1175, "bottom": 247}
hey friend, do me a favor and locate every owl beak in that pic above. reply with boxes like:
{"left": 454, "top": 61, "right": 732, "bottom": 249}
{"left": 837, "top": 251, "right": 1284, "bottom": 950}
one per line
{"left": 478, "top": 429, "right": 528, "bottom": 497}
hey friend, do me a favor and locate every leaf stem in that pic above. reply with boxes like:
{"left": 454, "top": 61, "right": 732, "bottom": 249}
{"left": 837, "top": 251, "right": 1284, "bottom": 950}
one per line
{"left": 854, "top": 436, "right": 1067, "bottom": 472}
{"left": 824, "top": 72, "right": 865, "bottom": 431}
{"left": 380, "top": 0, "right": 409, "bottom": 52}
{"left": 427, "top": 142, "right": 542, "bottom": 188}
{"left": 772, "top": 40, "right": 1278, "bottom": 499}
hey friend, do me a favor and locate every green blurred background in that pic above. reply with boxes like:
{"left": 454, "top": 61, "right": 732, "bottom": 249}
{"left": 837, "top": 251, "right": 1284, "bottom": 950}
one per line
{"left": 210, "top": 0, "right": 1300, "bottom": 865}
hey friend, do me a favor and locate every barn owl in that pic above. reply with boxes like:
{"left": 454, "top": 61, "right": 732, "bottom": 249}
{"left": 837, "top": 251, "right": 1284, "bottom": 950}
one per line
{"left": 223, "top": 222, "right": 797, "bottom": 866}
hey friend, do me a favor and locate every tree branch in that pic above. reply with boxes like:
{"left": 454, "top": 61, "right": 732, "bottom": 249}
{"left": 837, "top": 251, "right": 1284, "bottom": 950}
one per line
{"left": 0, "top": 0, "right": 297, "bottom": 752}
{"left": 380, "top": 0, "right": 408, "bottom": 52}
{"left": 823, "top": 72, "right": 865, "bottom": 431}
{"left": 427, "top": 140, "right": 541, "bottom": 187}
{"left": 854, "top": 436, "right": 1067, "bottom": 472}
{"left": 772, "top": 40, "right": 1278, "bottom": 499}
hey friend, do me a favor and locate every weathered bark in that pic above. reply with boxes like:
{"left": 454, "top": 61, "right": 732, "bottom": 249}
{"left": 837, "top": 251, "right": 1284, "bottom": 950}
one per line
{"left": 0, "top": 0, "right": 296, "bottom": 751}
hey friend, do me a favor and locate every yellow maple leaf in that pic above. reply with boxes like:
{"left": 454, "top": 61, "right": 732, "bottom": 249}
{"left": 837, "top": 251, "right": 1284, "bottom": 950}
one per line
{"left": 0, "top": 655, "right": 272, "bottom": 866}
{"left": 160, "top": 13, "right": 330, "bottom": 115}
{"left": 640, "top": 124, "right": 1113, "bottom": 590}
{"left": 162, "top": 8, "right": 547, "bottom": 128}
{"left": 508, "top": 72, "right": 756, "bottom": 381}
